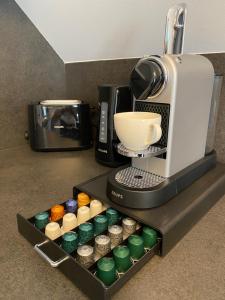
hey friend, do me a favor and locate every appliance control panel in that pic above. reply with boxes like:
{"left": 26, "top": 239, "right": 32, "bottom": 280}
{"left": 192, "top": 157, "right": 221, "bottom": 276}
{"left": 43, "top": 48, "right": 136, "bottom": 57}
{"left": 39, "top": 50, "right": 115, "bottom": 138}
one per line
{"left": 99, "top": 102, "right": 108, "bottom": 143}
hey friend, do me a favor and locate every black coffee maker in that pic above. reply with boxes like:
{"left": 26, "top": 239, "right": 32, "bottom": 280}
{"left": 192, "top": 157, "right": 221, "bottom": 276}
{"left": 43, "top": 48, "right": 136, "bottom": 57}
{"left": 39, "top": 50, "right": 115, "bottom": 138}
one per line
{"left": 95, "top": 84, "right": 133, "bottom": 167}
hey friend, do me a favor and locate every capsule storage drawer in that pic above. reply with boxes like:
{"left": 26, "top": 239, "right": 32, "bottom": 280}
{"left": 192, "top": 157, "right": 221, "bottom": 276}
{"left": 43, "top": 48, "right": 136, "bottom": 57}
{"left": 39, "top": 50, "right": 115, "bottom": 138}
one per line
{"left": 17, "top": 192, "right": 161, "bottom": 300}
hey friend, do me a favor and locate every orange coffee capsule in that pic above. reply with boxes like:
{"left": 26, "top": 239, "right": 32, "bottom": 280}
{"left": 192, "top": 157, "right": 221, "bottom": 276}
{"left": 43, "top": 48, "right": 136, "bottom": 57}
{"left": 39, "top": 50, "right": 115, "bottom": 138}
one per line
{"left": 51, "top": 205, "right": 65, "bottom": 222}
{"left": 77, "top": 193, "right": 91, "bottom": 208}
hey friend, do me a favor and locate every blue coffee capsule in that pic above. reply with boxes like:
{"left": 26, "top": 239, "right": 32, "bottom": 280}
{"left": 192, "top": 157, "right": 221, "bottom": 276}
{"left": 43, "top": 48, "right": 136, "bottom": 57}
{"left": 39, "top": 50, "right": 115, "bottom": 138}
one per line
{"left": 66, "top": 199, "right": 77, "bottom": 213}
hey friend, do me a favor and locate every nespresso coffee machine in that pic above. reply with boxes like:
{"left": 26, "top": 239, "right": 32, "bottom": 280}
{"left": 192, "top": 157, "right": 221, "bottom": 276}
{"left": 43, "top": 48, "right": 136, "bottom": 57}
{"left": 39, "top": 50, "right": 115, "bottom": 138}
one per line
{"left": 107, "top": 4, "right": 217, "bottom": 208}
{"left": 95, "top": 85, "right": 133, "bottom": 167}
{"left": 76, "top": 3, "right": 225, "bottom": 255}
{"left": 108, "top": 55, "right": 215, "bottom": 208}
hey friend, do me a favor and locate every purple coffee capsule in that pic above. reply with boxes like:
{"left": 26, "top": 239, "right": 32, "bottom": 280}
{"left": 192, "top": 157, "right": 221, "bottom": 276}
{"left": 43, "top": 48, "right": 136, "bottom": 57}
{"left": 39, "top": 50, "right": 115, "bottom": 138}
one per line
{"left": 66, "top": 199, "right": 77, "bottom": 213}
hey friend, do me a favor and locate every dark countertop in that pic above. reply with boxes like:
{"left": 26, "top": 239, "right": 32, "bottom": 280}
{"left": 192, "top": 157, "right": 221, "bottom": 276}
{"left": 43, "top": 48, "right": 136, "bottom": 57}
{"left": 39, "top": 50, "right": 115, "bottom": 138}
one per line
{"left": 1, "top": 145, "right": 225, "bottom": 300}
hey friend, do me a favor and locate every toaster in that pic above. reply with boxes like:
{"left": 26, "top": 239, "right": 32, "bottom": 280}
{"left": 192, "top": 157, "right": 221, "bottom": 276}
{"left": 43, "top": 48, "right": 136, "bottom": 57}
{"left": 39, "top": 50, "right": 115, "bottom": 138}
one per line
{"left": 28, "top": 100, "right": 92, "bottom": 151}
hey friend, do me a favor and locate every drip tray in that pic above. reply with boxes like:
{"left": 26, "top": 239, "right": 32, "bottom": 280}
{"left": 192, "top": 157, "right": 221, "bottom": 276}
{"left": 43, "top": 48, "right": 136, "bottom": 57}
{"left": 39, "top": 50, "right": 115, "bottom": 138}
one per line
{"left": 107, "top": 153, "right": 217, "bottom": 209}
{"left": 115, "top": 167, "right": 165, "bottom": 189}
{"left": 117, "top": 143, "right": 166, "bottom": 158}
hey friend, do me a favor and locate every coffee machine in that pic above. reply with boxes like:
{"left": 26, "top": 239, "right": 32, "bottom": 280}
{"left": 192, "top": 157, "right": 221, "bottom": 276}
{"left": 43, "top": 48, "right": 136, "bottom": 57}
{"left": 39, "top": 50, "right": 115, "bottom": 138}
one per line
{"left": 75, "top": 4, "right": 225, "bottom": 257}
{"left": 107, "top": 4, "right": 216, "bottom": 208}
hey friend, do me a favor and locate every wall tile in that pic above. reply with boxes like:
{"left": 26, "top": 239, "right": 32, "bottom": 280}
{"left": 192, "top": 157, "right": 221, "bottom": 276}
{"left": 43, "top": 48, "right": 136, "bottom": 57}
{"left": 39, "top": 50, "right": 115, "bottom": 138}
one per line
{"left": 0, "top": 0, "right": 66, "bottom": 149}
{"left": 65, "top": 59, "right": 138, "bottom": 106}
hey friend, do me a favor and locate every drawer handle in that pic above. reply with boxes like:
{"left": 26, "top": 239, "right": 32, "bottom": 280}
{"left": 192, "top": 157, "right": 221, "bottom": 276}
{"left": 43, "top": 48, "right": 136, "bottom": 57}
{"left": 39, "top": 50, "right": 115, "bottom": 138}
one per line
{"left": 34, "top": 240, "right": 70, "bottom": 268}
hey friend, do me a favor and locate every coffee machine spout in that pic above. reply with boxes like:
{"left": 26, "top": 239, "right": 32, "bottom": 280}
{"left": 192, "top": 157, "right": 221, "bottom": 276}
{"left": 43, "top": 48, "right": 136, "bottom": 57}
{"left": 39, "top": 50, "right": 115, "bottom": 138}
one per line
{"left": 164, "top": 3, "right": 187, "bottom": 55}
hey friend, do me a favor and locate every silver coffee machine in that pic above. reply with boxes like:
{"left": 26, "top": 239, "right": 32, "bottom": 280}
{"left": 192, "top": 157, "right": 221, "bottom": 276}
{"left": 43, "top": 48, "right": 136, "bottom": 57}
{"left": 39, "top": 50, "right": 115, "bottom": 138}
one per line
{"left": 107, "top": 4, "right": 218, "bottom": 208}
{"left": 76, "top": 3, "right": 225, "bottom": 257}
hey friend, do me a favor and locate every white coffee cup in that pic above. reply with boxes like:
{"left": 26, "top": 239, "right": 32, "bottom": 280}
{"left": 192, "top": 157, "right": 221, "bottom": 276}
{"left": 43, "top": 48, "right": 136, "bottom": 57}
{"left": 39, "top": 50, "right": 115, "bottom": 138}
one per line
{"left": 114, "top": 112, "right": 162, "bottom": 151}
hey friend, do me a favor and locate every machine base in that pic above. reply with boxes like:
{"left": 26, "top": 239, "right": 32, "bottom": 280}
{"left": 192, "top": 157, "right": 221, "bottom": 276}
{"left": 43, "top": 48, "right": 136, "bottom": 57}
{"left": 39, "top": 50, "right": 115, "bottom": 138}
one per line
{"left": 76, "top": 159, "right": 225, "bottom": 255}
{"left": 107, "top": 153, "right": 217, "bottom": 209}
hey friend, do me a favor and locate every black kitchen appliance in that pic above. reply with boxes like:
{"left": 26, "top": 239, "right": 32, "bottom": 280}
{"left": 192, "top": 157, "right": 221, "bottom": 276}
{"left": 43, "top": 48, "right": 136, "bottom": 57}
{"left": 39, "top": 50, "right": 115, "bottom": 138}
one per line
{"left": 28, "top": 100, "right": 92, "bottom": 151}
{"left": 95, "top": 85, "right": 133, "bottom": 167}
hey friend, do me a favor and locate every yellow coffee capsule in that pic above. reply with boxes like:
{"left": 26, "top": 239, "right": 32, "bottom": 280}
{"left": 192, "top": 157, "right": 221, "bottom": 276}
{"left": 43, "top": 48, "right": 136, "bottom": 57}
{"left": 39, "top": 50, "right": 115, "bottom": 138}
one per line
{"left": 77, "top": 193, "right": 91, "bottom": 208}
{"left": 51, "top": 204, "right": 65, "bottom": 222}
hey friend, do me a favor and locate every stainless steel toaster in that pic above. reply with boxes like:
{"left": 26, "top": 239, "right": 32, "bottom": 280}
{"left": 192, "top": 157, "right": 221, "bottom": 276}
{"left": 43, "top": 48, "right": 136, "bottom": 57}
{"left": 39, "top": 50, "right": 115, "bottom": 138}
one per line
{"left": 28, "top": 100, "right": 92, "bottom": 151}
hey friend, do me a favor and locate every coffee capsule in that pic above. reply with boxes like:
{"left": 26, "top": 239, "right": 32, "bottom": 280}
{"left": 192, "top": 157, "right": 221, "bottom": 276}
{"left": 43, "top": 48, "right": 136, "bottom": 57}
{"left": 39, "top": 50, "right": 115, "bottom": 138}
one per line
{"left": 77, "top": 193, "right": 91, "bottom": 208}
{"left": 106, "top": 208, "right": 120, "bottom": 226}
{"left": 94, "top": 215, "right": 108, "bottom": 235}
{"left": 128, "top": 235, "right": 144, "bottom": 260}
{"left": 113, "top": 245, "right": 132, "bottom": 273}
{"left": 108, "top": 225, "right": 123, "bottom": 247}
{"left": 142, "top": 227, "right": 157, "bottom": 248}
{"left": 61, "top": 213, "right": 77, "bottom": 233}
{"left": 90, "top": 200, "right": 103, "bottom": 218}
{"left": 45, "top": 222, "right": 61, "bottom": 240}
{"left": 65, "top": 199, "right": 77, "bottom": 213}
{"left": 77, "top": 245, "right": 94, "bottom": 268}
{"left": 62, "top": 231, "right": 78, "bottom": 254}
{"left": 77, "top": 206, "right": 91, "bottom": 225}
{"left": 78, "top": 222, "right": 94, "bottom": 244}
{"left": 122, "top": 217, "right": 136, "bottom": 236}
{"left": 96, "top": 257, "right": 117, "bottom": 286}
{"left": 34, "top": 211, "right": 49, "bottom": 230}
{"left": 95, "top": 235, "right": 111, "bottom": 257}
{"left": 51, "top": 205, "right": 65, "bottom": 222}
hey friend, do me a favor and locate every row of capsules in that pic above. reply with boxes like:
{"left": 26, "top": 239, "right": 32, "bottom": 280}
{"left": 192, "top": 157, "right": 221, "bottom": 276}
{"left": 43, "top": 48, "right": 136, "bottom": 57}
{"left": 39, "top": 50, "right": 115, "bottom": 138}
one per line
{"left": 33, "top": 192, "right": 107, "bottom": 238}
{"left": 92, "top": 216, "right": 158, "bottom": 287}
{"left": 33, "top": 192, "right": 158, "bottom": 287}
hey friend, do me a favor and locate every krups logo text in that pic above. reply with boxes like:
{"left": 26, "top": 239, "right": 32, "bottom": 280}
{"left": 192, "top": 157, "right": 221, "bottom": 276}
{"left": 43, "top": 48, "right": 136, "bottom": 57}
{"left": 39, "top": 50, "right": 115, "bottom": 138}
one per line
{"left": 111, "top": 190, "right": 123, "bottom": 199}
